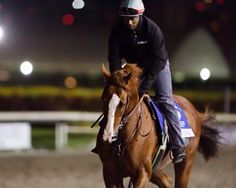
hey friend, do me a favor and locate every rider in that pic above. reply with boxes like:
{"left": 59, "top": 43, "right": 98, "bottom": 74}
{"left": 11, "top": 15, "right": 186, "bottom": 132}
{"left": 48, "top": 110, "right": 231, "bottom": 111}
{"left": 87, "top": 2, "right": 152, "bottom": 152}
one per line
{"left": 107, "top": 0, "right": 186, "bottom": 163}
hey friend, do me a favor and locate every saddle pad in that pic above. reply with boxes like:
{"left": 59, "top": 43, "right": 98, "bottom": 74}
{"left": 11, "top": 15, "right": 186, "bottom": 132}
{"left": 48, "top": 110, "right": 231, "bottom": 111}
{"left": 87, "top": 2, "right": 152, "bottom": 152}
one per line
{"left": 150, "top": 99, "right": 195, "bottom": 138}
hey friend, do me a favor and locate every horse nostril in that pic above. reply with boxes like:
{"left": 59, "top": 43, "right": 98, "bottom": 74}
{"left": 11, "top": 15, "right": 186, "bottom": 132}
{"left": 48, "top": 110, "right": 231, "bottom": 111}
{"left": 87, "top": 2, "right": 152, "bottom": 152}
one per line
{"left": 111, "top": 136, "right": 117, "bottom": 142}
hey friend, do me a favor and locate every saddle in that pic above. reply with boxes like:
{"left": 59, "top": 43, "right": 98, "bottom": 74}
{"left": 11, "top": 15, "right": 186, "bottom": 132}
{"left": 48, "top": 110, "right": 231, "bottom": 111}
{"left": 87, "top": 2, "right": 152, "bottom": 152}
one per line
{"left": 143, "top": 96, "right": 194, "bottom": 171}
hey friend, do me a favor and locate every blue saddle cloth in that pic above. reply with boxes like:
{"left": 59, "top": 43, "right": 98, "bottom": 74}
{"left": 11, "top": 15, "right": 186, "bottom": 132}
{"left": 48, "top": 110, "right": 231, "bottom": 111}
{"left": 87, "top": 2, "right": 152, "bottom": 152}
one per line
{"left": 149, "top": 98, "right": 191, "bottom": 135}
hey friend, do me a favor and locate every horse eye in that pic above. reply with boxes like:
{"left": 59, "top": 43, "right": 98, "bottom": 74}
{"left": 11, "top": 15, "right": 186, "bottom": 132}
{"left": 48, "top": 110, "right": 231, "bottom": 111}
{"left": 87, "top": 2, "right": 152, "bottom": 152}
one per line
{"left": 119, "top": 100, "right": 126, "bottom": 107}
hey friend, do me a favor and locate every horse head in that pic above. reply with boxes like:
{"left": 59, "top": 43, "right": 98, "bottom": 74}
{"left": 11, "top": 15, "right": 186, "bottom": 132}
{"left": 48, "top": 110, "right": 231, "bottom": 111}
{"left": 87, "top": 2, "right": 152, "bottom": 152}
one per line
{"left": 101, "top": 64, "right": 142, "bottom": 143}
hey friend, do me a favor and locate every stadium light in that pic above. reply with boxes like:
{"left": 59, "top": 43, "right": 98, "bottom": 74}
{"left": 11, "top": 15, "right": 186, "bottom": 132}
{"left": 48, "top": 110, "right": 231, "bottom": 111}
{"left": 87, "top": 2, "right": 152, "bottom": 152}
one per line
{"left": 72, "top": 0, "right": 85, "bottom": 9}
{"left": 200, "top": 68, "right": 211, "bottom": 81}
{"left": 20, "top": 61, "right": 33, "bottom": 76}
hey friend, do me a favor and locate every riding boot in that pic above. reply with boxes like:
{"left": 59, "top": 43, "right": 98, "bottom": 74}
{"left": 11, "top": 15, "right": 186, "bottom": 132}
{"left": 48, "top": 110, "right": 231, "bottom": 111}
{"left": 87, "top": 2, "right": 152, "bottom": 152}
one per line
{"left": 172, "top": 147, "right": 186, "bottom": 163}
{"left": 91, "top": 117, "right": 105, "bottom": 154}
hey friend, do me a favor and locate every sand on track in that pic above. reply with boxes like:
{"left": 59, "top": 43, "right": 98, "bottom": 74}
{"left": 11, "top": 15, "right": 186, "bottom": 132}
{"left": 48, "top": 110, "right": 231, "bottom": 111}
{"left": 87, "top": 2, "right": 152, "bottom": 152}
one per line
{"left": 0, "top": 147, "right": 235, "bottom": 188}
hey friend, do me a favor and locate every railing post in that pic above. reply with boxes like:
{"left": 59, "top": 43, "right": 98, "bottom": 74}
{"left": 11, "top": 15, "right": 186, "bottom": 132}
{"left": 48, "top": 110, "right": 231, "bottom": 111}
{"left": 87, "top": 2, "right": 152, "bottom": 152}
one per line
{"left": 224, "top": 86, "right": 231, "bottom": 113}
{"left": 55, "top": 123, "right": 68, "bottom": 150}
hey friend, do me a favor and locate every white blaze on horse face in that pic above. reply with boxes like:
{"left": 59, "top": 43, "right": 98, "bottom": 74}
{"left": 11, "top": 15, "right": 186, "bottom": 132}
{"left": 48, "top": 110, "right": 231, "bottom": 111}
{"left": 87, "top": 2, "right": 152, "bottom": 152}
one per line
{"left": 103, "top": 93, "right": 120, "bottom": 143}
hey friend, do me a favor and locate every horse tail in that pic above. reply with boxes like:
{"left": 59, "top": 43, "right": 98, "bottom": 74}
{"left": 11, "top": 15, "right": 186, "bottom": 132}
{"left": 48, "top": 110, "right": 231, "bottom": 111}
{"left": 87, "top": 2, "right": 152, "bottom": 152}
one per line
{"left": 198, "top": 110, "right": 220, "bottom": 161}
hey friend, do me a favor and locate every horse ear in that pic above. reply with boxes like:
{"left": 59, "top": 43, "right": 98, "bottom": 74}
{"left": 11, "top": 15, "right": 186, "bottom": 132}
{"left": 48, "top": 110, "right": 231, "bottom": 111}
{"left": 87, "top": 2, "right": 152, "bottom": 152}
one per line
{"left": 123, "top": 71, "right": 132, "bottom": 85}
{"left": 101, "top": 64, "right": 111, "bottom": 80}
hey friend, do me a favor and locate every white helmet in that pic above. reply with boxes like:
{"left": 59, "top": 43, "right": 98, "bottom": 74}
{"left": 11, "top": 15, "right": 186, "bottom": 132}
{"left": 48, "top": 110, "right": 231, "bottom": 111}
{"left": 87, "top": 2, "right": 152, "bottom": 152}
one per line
{"left": 119, "top": 0, "right": 145, "bottom": 17}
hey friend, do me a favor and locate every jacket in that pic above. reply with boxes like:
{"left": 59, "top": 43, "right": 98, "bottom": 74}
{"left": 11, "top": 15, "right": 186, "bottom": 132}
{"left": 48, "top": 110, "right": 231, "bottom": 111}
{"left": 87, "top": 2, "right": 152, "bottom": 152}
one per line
{"left": 108, "top": 15, "right": 169, "bottom": 91}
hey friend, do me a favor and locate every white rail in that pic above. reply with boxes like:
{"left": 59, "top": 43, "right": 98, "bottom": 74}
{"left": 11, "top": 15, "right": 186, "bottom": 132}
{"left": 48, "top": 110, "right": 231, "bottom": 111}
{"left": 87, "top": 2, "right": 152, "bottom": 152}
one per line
{"left": 0, "top": 111, "right": 101, "bottom": 122}
{"left": 0, "top": 112, "right": 235, "bottom": 150}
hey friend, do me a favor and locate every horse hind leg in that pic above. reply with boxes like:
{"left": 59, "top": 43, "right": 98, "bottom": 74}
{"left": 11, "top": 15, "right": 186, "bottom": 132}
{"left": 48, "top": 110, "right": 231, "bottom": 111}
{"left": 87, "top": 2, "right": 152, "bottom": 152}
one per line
{"left": 174, "top": 157, "right": 194, "bottom": 188}
{"left": 151, "top": 170, "right": 173, "bottom": 188}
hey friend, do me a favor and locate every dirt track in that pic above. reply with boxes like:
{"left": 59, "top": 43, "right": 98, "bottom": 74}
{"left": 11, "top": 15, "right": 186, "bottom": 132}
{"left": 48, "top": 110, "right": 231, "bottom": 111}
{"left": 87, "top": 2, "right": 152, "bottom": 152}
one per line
{"left": 0, "top": 147, "right": 235, "bottom": 188}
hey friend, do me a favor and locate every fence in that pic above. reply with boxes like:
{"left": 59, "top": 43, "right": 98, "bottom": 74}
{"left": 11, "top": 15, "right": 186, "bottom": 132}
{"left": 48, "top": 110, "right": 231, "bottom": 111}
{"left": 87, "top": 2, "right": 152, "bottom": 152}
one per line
{"left": 0, "top": 111, "right": 235, "bottom": 150}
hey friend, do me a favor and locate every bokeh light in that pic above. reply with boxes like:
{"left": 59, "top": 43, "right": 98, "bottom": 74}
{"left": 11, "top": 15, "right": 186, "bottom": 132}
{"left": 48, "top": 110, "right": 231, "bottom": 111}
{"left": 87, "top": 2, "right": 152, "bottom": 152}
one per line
{"left": 209, "top": 21, "right": 220, "bottom": 33}
{"left": 72, "top": 0, "right": 85, "bottom": 9}
{"left": 216, "top": 0, "right": 224, "bottom": 5}
{"left": 204, "top": 0, "right": 213, "bottom": 4}
{"left": 64, "top": 76, "right": 77, "bottom": 89}
{"left": 195, "top": 1, "right": 206, "bottom": 12}
{"left": 20, "top": 61, "right": 33, "bottom": 76}
{"left": 200, "top": 68, "right": 211, "bottom": 81}
{"left": 0, "top": 70, "right": 10, "bottom": 81}
{"left": 62, "top": 14, "right": 75, "bottom": 26}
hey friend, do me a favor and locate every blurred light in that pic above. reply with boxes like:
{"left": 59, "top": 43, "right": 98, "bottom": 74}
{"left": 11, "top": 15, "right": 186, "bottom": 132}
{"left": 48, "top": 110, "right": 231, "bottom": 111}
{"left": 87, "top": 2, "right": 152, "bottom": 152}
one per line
{"left": 64, "top": 76, "right": 77, "bottom": 89}
{"left": 20, "top": 61, "right": 33, "bottom": 76}
{"left": 215, "top": 0, "right": 224, "bottom": 5}
{"left": 200, "top": 68, "right": 211, "bottom": 81}
{"left": 0, "top": 27, "right": 4, "bottom": 40}
{"left": 0, "top": 70, "right": 10, "bottom": 81}
{"left": 62, "top": 14, "right": 74, "bottom": 26}
{"left": 72, "top": 0, "right": 85, "bottom": 9}
{"left": 219, "top": 12, "right": 229, "bottom": 22}
{"left": 194, "top": 1, "right": 206, "bottom": 12}
{"left": 209, "top": 21, "right": 220, "bottom": 33}
{"left": 204, "top": 0, "right": 213, "bottom": 4}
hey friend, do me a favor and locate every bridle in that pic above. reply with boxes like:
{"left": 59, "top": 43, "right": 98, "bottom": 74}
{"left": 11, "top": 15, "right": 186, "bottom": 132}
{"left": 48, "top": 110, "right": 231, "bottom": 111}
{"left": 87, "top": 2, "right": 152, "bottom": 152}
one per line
{"left": 112, "top": 94, "right": 152, "bottom": 157}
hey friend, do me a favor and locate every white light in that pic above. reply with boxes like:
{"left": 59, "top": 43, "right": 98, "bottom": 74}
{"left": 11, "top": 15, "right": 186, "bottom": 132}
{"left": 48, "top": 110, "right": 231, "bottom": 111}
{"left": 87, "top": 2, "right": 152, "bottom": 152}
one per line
{"left": 20, "top": 61, "right": 33, "bottom": 76}
{"left": 72, "top": 0, "right": 85, "bottom": 9}
{"left": 200, "top": 68, "right": 211, "bottom": 81}
{"left": 0, "top": 27, "right": 4, "bottom": 40}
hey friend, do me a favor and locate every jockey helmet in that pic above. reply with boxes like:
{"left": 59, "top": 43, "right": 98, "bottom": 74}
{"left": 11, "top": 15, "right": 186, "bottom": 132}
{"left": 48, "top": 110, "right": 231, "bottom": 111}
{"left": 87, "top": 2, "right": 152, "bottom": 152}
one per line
{"left": 119, "top": 0, "right": 145, "bottom": 17}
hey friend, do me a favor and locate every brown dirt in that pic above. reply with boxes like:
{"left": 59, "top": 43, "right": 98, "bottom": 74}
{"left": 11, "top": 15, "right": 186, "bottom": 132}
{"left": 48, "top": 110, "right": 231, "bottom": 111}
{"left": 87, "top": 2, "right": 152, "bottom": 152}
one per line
{"left": 0, "top": 147, "right": 235, "bottom": 188}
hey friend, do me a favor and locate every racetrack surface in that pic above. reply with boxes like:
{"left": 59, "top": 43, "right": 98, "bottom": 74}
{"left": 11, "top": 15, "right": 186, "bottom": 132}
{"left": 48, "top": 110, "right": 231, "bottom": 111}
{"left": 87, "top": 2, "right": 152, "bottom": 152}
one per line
{"left": 0, "top": 147, "right": 235, "bottom": 188}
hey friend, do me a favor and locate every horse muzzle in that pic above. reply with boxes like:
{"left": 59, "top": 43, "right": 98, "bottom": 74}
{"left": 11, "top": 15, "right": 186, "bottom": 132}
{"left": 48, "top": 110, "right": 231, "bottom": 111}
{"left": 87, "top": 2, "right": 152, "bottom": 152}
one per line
{"left": 102, "top": 129, "right": 118, "bottom": 144}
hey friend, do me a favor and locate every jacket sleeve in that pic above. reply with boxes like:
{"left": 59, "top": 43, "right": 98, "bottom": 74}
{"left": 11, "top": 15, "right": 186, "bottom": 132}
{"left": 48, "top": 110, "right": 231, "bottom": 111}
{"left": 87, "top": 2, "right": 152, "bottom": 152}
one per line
{"left": 108, "top": 27, "right": 123, "bottom": 73}
{"left": 139, "top": 27, "right": 167, "bottom": 92}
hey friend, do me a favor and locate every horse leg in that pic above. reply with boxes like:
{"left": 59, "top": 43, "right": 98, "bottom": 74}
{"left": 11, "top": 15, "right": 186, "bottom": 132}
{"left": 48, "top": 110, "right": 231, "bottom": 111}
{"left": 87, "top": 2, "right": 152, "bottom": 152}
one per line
{"left": 132, "top": 167, "right": 150, "bottom": 188}
{"left": 150, "top": 170, "right": 173, "bottom": 188}
{"left": 103, "top": 167, "right": 124, "bottom": 188}
{"left": 173, "top": 157, "right": 194, "bottom": 188}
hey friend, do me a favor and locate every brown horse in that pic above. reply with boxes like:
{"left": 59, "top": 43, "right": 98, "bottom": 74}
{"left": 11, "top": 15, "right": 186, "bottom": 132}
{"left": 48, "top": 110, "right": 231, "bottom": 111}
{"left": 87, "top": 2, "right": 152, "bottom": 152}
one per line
{"left": 95, "top": 63, "right": 220, "bottom": 188}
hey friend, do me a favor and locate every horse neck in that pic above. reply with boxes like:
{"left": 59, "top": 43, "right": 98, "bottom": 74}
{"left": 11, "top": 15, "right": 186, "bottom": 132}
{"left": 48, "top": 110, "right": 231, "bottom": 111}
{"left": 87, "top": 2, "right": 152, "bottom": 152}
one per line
{"left": 126, "top": 89, "right": 140, "bottom": 114}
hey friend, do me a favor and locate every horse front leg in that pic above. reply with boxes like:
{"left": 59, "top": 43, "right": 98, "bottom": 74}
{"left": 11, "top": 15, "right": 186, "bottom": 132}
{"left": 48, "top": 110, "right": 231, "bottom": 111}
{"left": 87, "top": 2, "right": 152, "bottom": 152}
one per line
{"left": 132, "top": 166, "right": 151, "bottom": 188}
{"left": 150, "top": 170, "right": 173, "bottom": 188}
{"left": 103, "top": 167, "right": 124, "bottom": 188}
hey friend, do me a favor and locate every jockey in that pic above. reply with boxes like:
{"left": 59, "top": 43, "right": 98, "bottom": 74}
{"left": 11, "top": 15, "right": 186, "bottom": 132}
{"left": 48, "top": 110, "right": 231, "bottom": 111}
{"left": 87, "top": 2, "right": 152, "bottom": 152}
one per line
{"left": 108, "top": 0, "right": 186, "bottom": 163}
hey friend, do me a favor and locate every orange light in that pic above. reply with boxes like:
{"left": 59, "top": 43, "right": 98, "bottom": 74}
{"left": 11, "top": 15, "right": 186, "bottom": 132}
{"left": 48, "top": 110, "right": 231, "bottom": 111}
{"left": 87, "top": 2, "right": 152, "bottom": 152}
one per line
{"left": 209, "top": 21, "right": 220, "bottom": 33}
{"left": 64, "top": 76, "right": 77, "bottom": 89}
{"left": 204, "top": 0, "right": 213, "bottom": 4}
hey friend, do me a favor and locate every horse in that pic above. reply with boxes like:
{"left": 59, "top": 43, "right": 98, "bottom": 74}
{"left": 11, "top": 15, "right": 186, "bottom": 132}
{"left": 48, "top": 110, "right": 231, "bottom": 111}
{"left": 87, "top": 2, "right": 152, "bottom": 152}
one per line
{"left": 95, "top": 63, "right": 220, "bottom": 188}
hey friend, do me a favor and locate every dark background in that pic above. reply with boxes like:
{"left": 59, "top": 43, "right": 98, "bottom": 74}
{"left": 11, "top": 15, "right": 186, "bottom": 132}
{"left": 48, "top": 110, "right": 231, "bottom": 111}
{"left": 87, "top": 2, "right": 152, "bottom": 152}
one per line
{"left": 0, "top": 0, "right": 235, "bottom": 81}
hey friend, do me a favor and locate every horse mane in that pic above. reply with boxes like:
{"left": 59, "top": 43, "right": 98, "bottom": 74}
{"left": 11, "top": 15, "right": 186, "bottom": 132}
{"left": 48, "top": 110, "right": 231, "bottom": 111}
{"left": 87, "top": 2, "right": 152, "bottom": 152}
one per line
{"left": 112, "top": 64, "right": 143, "bottom": 92}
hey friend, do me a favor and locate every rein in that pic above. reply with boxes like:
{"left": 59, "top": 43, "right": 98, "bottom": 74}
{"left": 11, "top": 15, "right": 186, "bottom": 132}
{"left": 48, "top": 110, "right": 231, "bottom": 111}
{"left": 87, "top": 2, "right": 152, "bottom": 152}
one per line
{"left": 115, "top": 94, "right": 152, "bottom": 157}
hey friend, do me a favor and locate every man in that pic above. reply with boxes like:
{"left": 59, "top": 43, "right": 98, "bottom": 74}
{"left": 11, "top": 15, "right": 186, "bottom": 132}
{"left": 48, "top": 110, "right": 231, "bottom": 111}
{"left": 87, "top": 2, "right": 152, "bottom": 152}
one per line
{"left": 107, "top": 0, "right": 186, "bottom": 163}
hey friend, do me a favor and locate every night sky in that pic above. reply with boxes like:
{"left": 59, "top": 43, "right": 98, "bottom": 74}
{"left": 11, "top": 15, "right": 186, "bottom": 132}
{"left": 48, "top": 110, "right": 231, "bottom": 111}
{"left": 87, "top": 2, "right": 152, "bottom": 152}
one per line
{"left": 0, "top": 0, "right": 235, "bottom": 78}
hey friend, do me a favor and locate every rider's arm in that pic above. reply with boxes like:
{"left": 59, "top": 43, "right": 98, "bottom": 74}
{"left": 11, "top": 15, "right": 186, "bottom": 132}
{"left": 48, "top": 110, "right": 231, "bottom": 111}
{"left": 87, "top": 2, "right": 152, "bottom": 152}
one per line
{"left": 139, "top": 24, "right": 168, "bottom": 92}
